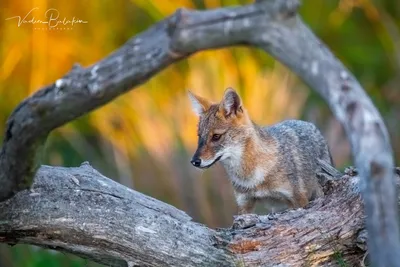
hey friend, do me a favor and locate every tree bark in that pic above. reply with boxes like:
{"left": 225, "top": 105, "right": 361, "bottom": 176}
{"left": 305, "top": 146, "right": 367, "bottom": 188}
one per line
{"left": 0, "top": 0, "right": 399, "bottom": 265}
{"left": 0, "top": 163, "right": 235, "bottom": 267}
{"left": 1, "top": 162, "right": 392, "bottom": 266}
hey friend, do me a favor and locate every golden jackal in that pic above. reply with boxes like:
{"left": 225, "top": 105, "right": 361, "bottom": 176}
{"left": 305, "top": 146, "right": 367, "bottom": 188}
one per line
{"left": 189, "top": 88, "right": 333, "bottom": 214}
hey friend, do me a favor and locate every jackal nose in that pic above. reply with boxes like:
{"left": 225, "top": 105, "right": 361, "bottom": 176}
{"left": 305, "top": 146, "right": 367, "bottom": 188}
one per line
{"left": 191, "top": 158, "right": 201, "bottom": 167}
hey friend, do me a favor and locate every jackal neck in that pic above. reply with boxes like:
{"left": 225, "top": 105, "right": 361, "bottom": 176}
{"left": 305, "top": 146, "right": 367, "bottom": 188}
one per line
{"left": 220, "top": 123, "right": 277, "bottom": 189}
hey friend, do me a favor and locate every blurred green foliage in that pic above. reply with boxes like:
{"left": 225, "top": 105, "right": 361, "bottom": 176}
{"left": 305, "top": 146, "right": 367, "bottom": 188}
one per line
{"left": 0, "top": 245, "right": 102, "bottom": 267}
{"left": 1, "top": 0, "right": 400, "bottom": 266}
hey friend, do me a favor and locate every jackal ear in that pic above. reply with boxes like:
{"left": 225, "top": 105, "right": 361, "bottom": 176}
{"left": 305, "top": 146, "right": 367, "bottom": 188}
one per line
{"left": 221, "top": 87, "right": 242, "bottom": 117}
{"left": 188, "top": 91, "right": 211, "bottom": 116}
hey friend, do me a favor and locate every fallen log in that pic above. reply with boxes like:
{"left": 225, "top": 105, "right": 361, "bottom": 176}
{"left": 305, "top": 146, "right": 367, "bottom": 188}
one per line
{"left": 1, "top": 162, "right": 396, "bottom": 266}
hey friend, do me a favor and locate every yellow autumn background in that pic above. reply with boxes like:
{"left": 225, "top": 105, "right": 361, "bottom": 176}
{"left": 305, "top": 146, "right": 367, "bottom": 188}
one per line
{"left": 1, "top": 0, "right": 400, "bottom": 265}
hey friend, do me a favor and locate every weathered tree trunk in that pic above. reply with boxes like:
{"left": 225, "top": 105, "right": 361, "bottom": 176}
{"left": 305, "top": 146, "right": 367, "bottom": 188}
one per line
{"left": 1, "top": 163, "right": 397, "bottom": 266}
{"left": 0, "top": 0, "right": 399, "bottom": 265}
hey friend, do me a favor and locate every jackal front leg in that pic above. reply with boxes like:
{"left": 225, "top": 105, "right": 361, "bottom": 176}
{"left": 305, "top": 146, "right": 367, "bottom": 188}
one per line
{"left": 235, "top": 192, "right": 255, "bottom": 215}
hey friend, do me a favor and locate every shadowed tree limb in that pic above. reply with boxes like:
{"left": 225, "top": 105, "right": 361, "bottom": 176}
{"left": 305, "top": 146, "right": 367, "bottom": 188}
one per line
{"left": 0, "top": 0, "right": 398, "bottom": 265}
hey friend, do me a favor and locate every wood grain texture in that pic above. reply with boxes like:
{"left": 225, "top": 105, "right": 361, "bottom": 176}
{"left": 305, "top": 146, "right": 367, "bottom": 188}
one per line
{"left": 0, "top": 0, "right": 398, "bottom": 265}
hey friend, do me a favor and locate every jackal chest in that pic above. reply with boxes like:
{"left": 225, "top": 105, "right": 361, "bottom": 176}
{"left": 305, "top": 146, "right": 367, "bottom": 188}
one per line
{"left": 227, "top": 167, "right": 293, "bottom": 201}
{"left": 226, "top": 167, "right": 266, "bottom": 190}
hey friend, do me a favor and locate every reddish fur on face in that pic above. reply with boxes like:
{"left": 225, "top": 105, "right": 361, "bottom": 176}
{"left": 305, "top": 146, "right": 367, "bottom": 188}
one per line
{"left": 189, "top": 88, "right": 330, "bottom": 215}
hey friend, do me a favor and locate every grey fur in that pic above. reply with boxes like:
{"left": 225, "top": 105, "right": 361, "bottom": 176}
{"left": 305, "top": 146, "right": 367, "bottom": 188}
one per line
{"left": 259, "top": 119, "right": 333, "bottom": 200}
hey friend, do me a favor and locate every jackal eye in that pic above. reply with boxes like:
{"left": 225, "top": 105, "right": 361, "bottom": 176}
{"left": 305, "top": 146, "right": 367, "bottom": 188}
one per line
{"left": 211, "top": 134, "right": 221, "bottom": 141}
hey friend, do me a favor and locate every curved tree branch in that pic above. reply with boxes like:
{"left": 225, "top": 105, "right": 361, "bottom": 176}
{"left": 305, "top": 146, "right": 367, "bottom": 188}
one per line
{"left": 0, "top": 0, "right": 398, "bottom": 265}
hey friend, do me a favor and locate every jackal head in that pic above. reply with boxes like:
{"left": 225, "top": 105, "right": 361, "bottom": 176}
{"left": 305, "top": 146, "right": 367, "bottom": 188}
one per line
{"left": 188, "top": 88, "right": 252, "bottom": 169}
